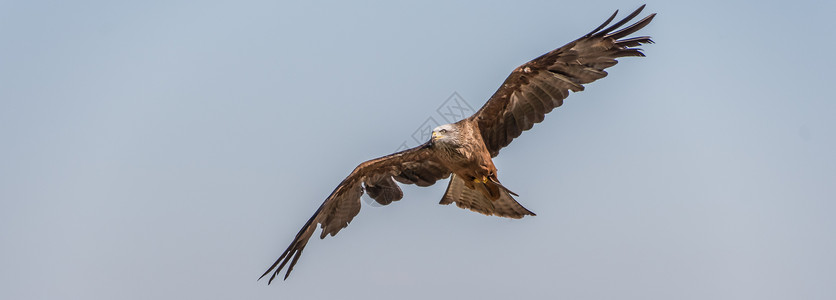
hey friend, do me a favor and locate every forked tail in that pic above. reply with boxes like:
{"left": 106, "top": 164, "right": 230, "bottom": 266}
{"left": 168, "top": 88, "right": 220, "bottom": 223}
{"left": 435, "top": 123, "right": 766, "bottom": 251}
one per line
{"left": 439, "top": 174, "right": 535, "bottom": 219}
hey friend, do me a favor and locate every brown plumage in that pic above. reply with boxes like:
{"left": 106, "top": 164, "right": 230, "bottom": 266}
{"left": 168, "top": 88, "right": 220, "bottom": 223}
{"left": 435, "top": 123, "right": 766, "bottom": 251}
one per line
{"left": 261, "top": 5, "right": 656, "bottom": 283}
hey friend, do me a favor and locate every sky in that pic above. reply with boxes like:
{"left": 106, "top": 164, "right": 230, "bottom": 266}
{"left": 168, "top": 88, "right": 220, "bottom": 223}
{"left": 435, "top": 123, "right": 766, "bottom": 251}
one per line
{"left": 1, "top": 0, "right": 835, "bottom": 299}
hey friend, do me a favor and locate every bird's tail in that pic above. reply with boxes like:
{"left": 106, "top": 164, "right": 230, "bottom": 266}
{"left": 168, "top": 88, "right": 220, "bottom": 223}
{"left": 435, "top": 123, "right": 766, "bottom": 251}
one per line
{"left": 439, "top": 174, "right": 535, "bottom": 219}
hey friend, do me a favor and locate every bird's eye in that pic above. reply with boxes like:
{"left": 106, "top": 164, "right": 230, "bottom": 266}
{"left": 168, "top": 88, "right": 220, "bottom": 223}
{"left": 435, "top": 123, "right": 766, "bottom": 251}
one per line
{"left": 440, "top": 129, "right": 447, "bottom": 133}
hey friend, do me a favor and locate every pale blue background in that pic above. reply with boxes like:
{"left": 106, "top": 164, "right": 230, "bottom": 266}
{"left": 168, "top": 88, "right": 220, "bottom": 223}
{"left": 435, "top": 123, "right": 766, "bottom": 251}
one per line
{"left": 2, "top": 1, "right": 835, "bottom": 299}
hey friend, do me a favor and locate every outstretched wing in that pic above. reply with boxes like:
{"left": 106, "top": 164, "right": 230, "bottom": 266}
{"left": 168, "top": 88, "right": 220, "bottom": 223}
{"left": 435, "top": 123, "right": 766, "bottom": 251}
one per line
{"left": 260, "top": 142, "right": 450, "bottom": 283}
{"left": 471, "top": 5, "right": 656, "bottom": 157}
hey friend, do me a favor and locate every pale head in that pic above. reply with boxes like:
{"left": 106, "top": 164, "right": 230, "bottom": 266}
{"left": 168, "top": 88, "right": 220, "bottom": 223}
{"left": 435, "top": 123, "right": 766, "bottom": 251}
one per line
{"left": 431, "top": 123, "right": 459, "bottom": 145}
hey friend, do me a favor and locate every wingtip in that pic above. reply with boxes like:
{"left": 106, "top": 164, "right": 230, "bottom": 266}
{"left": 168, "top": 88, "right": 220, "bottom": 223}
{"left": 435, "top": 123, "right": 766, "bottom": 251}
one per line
{"left": 259, "top": 266, "right": 277, "bottom": 284}
{"left": 593, "top": 4, "right": 650, "bottom": 38}
{"left": 632, "top": 4, "right": 647, "bottom": 17}
{"left": 635, "top": 4, "right": 647, "bottom": 15}
{"left": 585, "top": 9, "right": 619, "bottom": 37}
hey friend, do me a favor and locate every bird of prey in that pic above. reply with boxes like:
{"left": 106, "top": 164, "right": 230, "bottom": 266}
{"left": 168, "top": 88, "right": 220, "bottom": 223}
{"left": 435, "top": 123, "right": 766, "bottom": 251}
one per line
{"left": 261, "top": 5, "right": 655, "bottom": 283}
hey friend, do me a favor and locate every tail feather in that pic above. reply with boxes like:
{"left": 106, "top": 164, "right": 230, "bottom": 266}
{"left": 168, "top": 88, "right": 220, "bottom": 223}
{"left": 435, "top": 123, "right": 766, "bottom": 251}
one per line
{"left": 489, "top": 177, "right": 519, "bottom": 197}
{"left": 440, "top": 174, "right": 535, "bottom": 219}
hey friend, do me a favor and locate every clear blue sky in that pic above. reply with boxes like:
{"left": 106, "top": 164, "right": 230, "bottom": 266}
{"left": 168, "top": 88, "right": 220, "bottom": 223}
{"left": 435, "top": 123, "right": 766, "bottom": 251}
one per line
{"left": 2, "top": 1, "right": 835, "bottom": 299}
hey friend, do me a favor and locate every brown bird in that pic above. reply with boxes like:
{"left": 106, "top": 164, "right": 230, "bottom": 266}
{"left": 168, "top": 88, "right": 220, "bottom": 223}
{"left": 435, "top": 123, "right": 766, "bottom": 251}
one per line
{"left": 261, "top": 5, "right": 655, "bottom": 283}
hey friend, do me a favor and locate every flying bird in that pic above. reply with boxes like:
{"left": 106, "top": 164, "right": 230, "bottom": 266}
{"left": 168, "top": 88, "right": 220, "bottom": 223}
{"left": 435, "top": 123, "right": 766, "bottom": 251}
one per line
{"left": 261, "top": 5, "right": 655, "bottom": 283}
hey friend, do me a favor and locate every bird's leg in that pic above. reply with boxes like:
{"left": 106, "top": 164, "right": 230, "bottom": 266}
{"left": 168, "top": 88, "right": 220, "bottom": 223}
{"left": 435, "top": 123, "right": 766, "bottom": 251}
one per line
{"left": 472, "top": 175, "right": 488, "bottom": 184}
{"left": 469, "top": 171, "right": 500, "bottom": 200}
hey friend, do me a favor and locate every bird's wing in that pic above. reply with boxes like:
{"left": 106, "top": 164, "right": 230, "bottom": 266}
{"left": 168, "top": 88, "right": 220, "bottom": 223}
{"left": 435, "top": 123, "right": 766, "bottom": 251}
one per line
{"left": 260, "top": 142, "right": 450, "bottom": 283}
{"left": 470, "top": 5, "right": 656, "bottom": 157}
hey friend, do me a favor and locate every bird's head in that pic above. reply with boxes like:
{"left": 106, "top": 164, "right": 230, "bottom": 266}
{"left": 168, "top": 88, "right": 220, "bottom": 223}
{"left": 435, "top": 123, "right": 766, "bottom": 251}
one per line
{"left": 431, "top": 124, "right": 459, "bottom": 146}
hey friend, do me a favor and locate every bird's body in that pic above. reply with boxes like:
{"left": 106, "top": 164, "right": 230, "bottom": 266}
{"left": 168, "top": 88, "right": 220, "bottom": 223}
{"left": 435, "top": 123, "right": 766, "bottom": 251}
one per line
{"left": 433, "top": 121, "right": 500, "bottom": 197}
{"left": 262, "top": 5, "right": 656, "bottom": 283}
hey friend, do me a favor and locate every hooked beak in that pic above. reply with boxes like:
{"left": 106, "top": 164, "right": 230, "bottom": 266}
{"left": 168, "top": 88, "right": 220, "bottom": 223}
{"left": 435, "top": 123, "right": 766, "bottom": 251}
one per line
{"left": 432, "top": 131, "right": 440, "bottom": 140}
